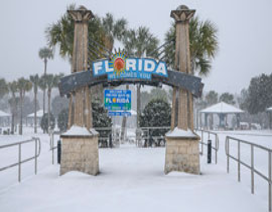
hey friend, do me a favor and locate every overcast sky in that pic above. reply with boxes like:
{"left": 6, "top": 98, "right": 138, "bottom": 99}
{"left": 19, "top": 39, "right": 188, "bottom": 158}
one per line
{"left": 1, "top": 0, "right": 271, "bottom": 95}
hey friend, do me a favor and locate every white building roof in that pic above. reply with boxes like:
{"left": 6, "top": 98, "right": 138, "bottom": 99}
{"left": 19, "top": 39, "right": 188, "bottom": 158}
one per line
{"left": 27, "top": 110, "right": 45, "bottom": 118}
{"left": 0, "top": 110, "right": 11, "bottom": 117}
{"left": 267, "top": 107, "right": 272, "bottom": 111}
{"left": 200, "top": 102, "right": 244, "bottom": 114}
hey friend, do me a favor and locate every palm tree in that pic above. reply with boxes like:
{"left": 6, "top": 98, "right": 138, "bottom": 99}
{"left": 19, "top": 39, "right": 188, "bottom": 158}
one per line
{"left": 30, "top": 74, "right": 40, "bottom": 133}
{"left": 39, "top": 47, "right": 53, "bottom": 118}
{"left": 163, "top": 16, "right": 218, "bottom": 76}
{"left": 101, "top": 13, "right": 127, "bottom": 52}
{"left": 122, "top": 26, "right": 159, "bottom": 131}
{"left": 46, "top": 4, "right": 103, "bottom": 61}
{"left": 17, "top": 78, "right": 32, "bottom": 135}
{"left": 41, "top": 74, "right": 62, "bottom": 132}
{"left": 39, "top": 47, "right": 54, "bottom": 75}
{"left": 38, "top": 76, "right": 47, "bottom": 133}
{"left": 0, "top": 78, "right": 8, "bottom": 100}
{"left": 8, "top": 81, "right": 18, "bottom": 134}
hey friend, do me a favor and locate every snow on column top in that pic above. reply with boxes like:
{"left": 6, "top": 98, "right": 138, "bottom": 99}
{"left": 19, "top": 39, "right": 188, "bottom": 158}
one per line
{"left": 62, "top": 125, "right": 98, "bottom": 137}
{"left": 166, "top": 127, "right": 198, "bottom": 138}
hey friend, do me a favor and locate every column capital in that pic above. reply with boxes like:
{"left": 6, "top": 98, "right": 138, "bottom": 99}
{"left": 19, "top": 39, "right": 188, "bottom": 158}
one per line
{"left": 170, "top": 5, "right": 195, "bottom": 23}
{"left": 68, "top": 5, "right": 93, "bottom": 23}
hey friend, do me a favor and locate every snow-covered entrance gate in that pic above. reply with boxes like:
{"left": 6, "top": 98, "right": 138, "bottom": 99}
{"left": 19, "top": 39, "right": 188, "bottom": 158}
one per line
{"left": 58, "top": 5, "right": 204, "bottom": 176}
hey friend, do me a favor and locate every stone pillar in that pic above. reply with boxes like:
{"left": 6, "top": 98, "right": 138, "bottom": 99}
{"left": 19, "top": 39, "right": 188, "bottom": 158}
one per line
{"left": 165, "top": 5, "right": 200, "bottom": 175}
{"left": 60, "top": 6, "right": 99, "bottom": 176}
{"left": 68, "top": 6, "right": 93, "bottom": 128}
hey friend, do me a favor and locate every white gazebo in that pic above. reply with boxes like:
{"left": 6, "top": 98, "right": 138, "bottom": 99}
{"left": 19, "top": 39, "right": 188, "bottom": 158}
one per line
{"left": 0, "top": 110, "right": 11, "bottom": 128}
{"left": 26, "top": 110, "right": 45, "bottom": 127}
{"left": 200, "top": 102, "right": 244, "bottom": 130}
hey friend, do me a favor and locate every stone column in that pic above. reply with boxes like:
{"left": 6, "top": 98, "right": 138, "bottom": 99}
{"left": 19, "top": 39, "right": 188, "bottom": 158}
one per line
{"left": 165, "top": 5, "right": 200, "bottom": 175}
{"left": 68, "top": 6, "right": 93, "bottom": 127}
{"left": 60, "top": 6, "right": 99, "bottom": 176}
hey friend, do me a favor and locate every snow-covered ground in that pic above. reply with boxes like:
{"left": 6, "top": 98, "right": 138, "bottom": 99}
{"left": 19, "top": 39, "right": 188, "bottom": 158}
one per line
{"left": 0, "top": 128, "right": 271, "bottom": 212}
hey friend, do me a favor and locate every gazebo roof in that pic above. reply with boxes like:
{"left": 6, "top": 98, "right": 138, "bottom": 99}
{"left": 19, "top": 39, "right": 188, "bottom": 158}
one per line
{"left": 200, "top": 102, "right": 244, "bottom": 114}
{"left": 0, "top": 110, "right": 11, "bottom": 117}
{"left": 27, "top": 110, "right": 45, "bottom": 118}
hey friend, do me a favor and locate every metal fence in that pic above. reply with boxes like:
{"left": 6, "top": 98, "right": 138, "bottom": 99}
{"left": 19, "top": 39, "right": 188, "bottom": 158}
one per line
{"left": 197, "top": 129, "right": 219, "bottom": 164}
{"left": 225, "top": 136, "right": 272, "bottom": 212}
{"left": 138, "top": 126, "right": 170, "bottom": 147}
{"left": 0, "top": 137, "right": 41, "bottom": 182}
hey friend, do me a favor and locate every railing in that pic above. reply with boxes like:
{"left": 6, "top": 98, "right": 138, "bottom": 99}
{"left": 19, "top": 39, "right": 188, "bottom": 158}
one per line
{"left": 225, "top": 136, "right": 272, "bottom": 212}
{"left": 197, "top": 129, "right": 219, "bottom": 164}
{"left": 0, "top": 137, "right": 41, "bottom": 182}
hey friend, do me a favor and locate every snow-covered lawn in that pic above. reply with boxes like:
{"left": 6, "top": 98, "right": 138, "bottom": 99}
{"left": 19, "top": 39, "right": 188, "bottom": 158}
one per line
{"left": 0, "top": 129, "right": 271, "bottom": 212}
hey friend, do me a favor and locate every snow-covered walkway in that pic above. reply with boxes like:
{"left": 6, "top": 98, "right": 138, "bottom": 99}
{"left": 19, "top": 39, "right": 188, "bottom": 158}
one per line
{"left": 0, "top": 142, "right": 266, "bottom": 212}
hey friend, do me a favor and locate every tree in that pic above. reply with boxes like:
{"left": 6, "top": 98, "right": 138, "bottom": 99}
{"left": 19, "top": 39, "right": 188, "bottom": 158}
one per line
{"left": 46, "top": 5, "right": 126, "bottom": 61}
{"left": 101, "top": 13, "right": 127, "bottom": 52}
{"left": 122, "top": 26, "right": 159, "bottom": 132}
{"left": 0, "top": 78, "right": 8, "bottom": 100}
{"left": 205, "top": 90, "right": 218, "bottom": 106}
{"left": 30, "top": 74, "right": 40, "bottom": 133}
{"left": 238, "top": 89, "right": 249, "bottom": 110}
{"left": 92, "top": 99, "right": 112, "bottom": 128}
{"left": 8, "top": 81, "right": 18, "bottom": 134}
{"left": 39, "top": 47, "right": 54, "bottom": 75}
{"left": 41, "top": 74, "right": 62, "bottom": 132}
{"left": 52, "top": 95, "right": 69, "bottom": 118}
{"left": 150, "top": 88, "right": 169, "bottom": 103}
{"left": 92, "top": 99, "right": 112, "bottom": 146}
{"left": 139, "top": 99, "right": 171, "bottom": 144}
{"left": 41, "top": 113, "right": 55, "bottom": 133}
{"left": 219, "top": 92, "right": 235, "bottom": 105}
{"left": 244, "top": 74, "right": 272, "bottom": 114}
{"left": 39, "top": 47, "right": 53, "bottom": 120}
{"left": 164, "top": 16, "right": 218, "bottom": 76}
{"left": 58, "top": 108, "right": 69, "bottom": 132}
{"left": 17, "top": 78, "right": 32, "bottom": 135}
{"left": 140, "top": 88, "right": 170, "bottom": 112}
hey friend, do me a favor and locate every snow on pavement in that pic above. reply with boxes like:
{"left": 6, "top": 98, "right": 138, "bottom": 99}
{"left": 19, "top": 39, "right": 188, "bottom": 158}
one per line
{"left": 0, "top": 142, "right": 266, "bottom": 212}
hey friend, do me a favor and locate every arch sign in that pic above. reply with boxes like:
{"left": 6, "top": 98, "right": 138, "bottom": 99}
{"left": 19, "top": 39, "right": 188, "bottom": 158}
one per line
{"left": 58, "top": 51, "right": 203, "bottom": 98}
{"left": 93, "top": 52, "right": 168, "bottom": 80}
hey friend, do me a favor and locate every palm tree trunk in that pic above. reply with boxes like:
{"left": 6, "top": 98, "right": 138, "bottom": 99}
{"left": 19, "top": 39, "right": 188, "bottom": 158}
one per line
{"left": 44, "top": 58, "right": 47, "bottom": 75}
{"left": 34, "top": 90, "right": 37, "bottom": 133}
{"left": 43, "top": 59, "right": 47, "bottom": 133}
{"left": 47, "top": 89, "right": 51, "bottom": 133}
{"left": 19, "top": 92, "right": 23, "bottom": 135}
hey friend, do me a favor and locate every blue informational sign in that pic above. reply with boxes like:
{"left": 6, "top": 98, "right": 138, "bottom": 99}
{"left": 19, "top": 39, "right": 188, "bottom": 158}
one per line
{"left": 108, "top": 111, "right": 131, "bottom": 117}
{"left": 104, "top": 90, "right": 131, "bottom": 116}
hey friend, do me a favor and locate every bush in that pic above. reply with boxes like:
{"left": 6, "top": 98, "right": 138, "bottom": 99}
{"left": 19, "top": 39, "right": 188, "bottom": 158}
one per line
{"left": 92, "top": 100, "right": 112, "bottom": 142}
{"left": 41, "top": 113, "right": 55, "bottom": 133}
{"left": 58, "top": 108, "right": 69, "bottom": 132}
{"left": 140, "top": 98, "right": 171, "bottom": 137}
